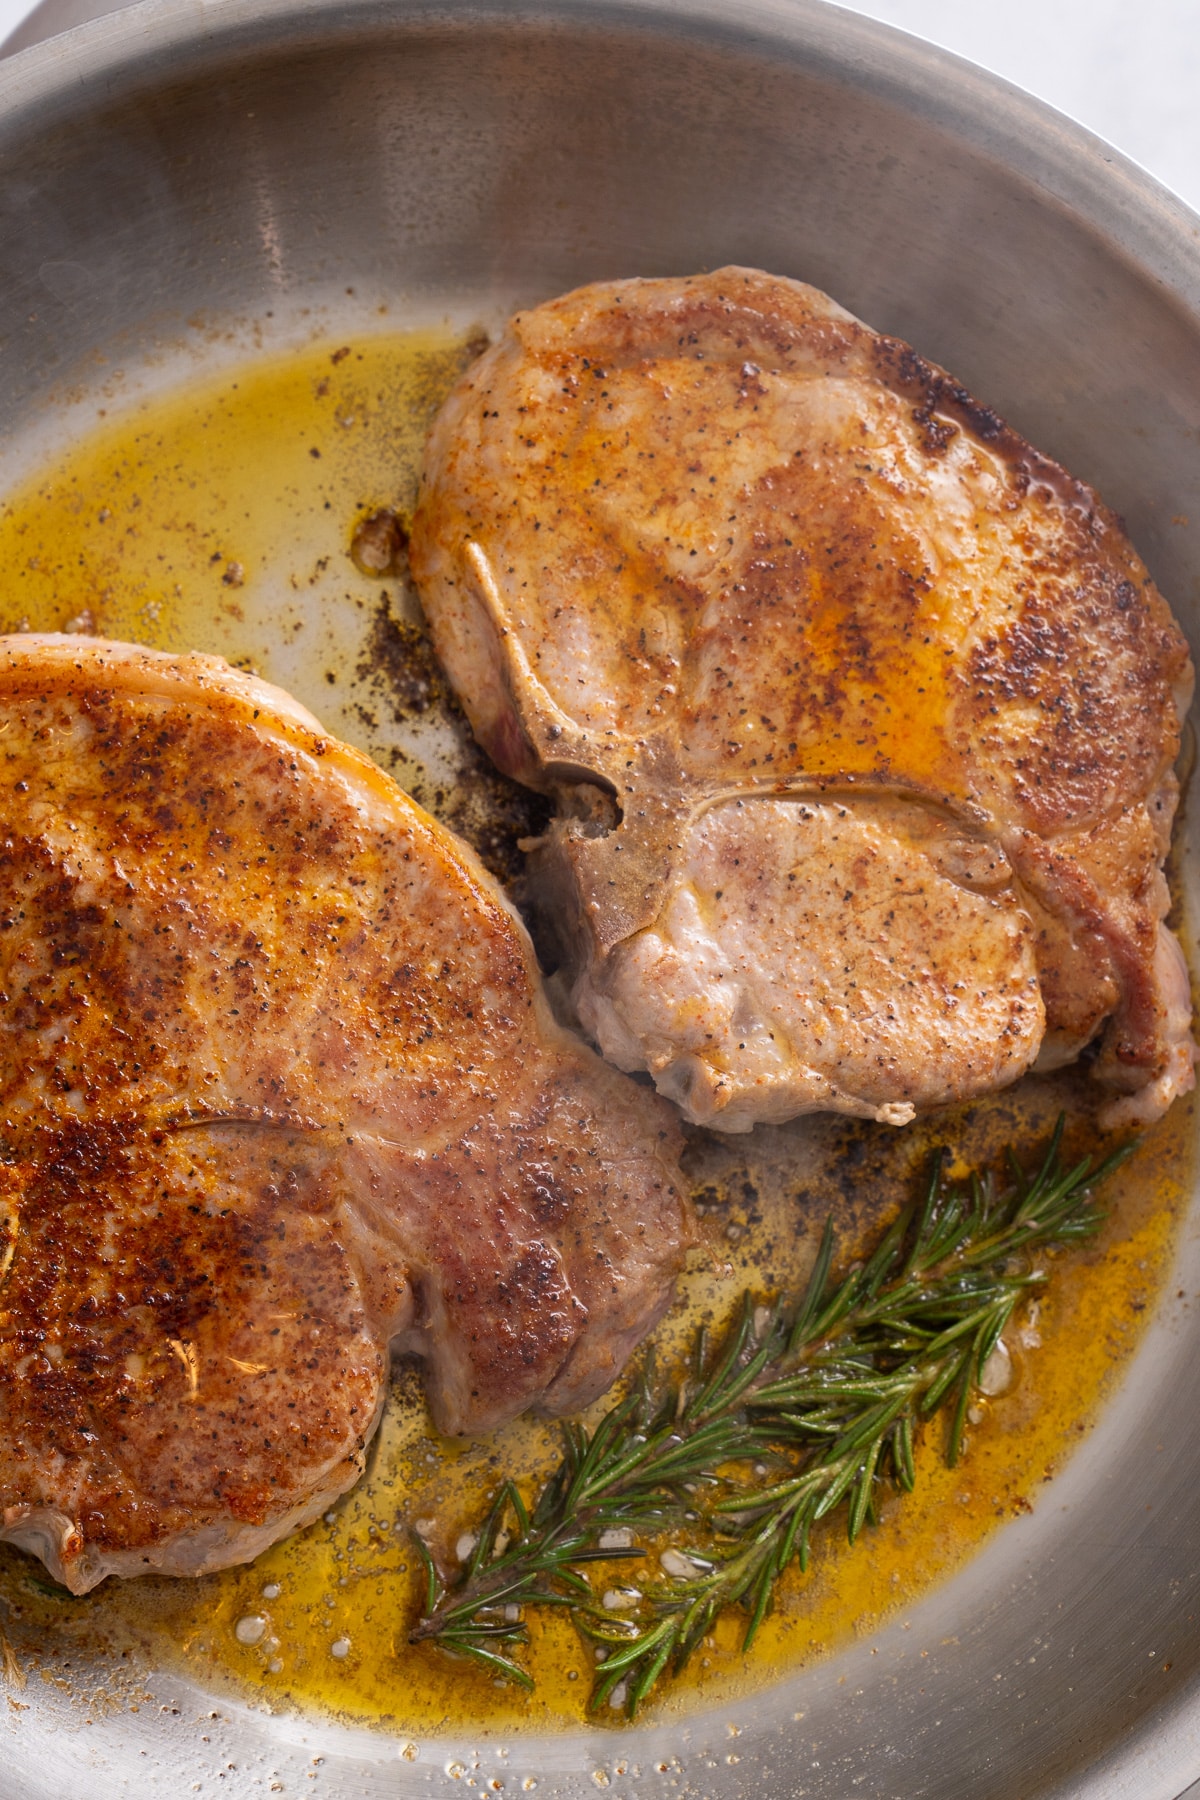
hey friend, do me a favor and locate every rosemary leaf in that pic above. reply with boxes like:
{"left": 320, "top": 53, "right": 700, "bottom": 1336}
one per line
{"left": 410, "top": 1121, "right": 1130, "bottom": 1717}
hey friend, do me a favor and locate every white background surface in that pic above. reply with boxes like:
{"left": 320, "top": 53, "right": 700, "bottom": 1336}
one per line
{"left": 842, "top": 0, "right": 1200, "bottom": 213}
{"left": 2, "top": 0, "right": 1199, "bottom": 215}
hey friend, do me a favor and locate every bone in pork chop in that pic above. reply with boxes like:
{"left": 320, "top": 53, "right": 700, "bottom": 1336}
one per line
{"left": 410, "top": 267, "right": 1196, "bottom": 1133}
{"left": 0, "top": 636, "right": 689, "bottom": 1593}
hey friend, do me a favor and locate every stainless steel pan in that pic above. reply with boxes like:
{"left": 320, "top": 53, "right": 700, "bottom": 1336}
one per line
{"left": 2, "top": 1, "right": 1200, "bottom": 1793}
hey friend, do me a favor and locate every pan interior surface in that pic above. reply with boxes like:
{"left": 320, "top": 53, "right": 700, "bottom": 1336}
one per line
{"left": 1, "top": 3, "right": 1200, "bottom": 1795}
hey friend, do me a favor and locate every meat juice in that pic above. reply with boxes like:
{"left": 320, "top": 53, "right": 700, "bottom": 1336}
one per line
{"left": 0, "top": 332, "right": 1191, "bottom": 1732}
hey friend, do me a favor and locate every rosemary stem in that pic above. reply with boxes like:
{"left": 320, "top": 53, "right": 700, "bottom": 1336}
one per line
{"left": 410, "top": 1121, "right": 1128, "bottom": 1716}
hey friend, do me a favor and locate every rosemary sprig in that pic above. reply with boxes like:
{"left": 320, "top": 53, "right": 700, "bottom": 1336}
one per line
{"left": 411, "top": 1120, "right": 1130, "bottom": 1717}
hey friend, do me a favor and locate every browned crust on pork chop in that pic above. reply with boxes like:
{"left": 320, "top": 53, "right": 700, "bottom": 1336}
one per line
{"left": 0, "top": 635, "right": 690, "bottom": 1591}
{"left": 410, "top": 267, "right": 1194, "bottom": 1131}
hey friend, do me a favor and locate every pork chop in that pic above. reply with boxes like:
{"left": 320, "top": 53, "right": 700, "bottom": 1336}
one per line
{"left": 0, "top": 635, "right": 690, "bottom": 1593}
{"left": 410, "top": 267, "right": 1195, "bottom": 1133}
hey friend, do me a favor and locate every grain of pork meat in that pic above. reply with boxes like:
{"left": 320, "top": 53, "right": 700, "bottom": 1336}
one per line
{"left": 410, "top": 267, "right": 1196, "bottom": 1134}
{"left": 0, "top": 635, "right": 689, "bottom": 1593}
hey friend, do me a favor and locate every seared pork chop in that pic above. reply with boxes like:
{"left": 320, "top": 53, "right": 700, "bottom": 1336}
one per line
{"left": 411, "top": 268, "right": 1195, "bottom": 1133}
{"left": 0, "top": 636, "right": 689, "bottom": 1593}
